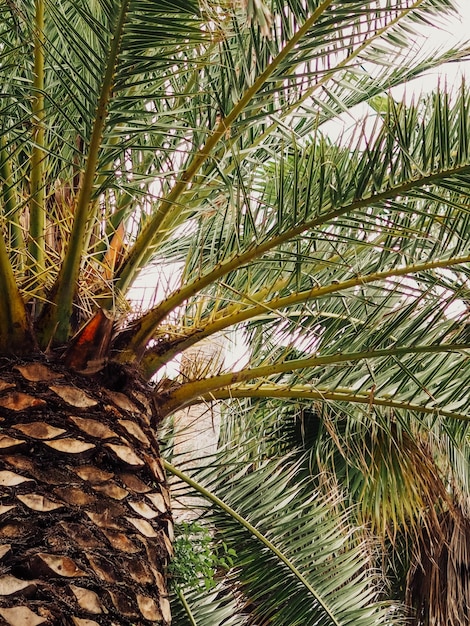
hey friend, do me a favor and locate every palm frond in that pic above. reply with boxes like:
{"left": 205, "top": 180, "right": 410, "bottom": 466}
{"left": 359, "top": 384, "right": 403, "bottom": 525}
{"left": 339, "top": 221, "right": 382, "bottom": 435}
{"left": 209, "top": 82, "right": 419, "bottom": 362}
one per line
{"left": 2, "top": 2, "right": 470, "bottom": 622}
{"left": 113, "top": 0, "right": 468, "bottom": 295}
{"left": 171, "top": 584, "right": 242, "bottom": 626}
{"left": 122, "top": 85, "right": 470, "bottom": 365}
{"left": 165, "top": 453, "right": 399, "bottom": 626}
{"left": 33, "top": 0, "right": 202, "bottom": 344}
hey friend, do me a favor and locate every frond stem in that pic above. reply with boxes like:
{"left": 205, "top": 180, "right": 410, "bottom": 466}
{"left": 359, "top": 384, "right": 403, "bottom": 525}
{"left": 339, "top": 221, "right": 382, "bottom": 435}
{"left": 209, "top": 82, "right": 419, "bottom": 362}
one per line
{"left": 0, "top": 137, "right": 22, "bottom": 255}
{"left": 205, "top": 385, "right": 470, "bottom": 422}
{"left": 158, "top": 342, "right": 470, "bottom": 414}
{"left": 38, "top": 0, "right": 131, "bottom": 346}
{"left": 175, "top": 589, "right": 198, "bottom": 626}
{"left": 134, "top": 238, "right": 470, "bottom": 367}
{"left": 217, "top": 0, "right": 432, "bottom": 170}
{"left": 29, "top": 0, "right": 46, "bottom": 281}
{"left": 0, "top": 233, "right": 31, "bottom": 353}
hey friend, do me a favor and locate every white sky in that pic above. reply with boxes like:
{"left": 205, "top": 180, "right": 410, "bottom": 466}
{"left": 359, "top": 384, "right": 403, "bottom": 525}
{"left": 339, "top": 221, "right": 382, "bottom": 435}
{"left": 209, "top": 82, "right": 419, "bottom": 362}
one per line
{"left": 404, "top": 0, "right": 470, "bottom": 89}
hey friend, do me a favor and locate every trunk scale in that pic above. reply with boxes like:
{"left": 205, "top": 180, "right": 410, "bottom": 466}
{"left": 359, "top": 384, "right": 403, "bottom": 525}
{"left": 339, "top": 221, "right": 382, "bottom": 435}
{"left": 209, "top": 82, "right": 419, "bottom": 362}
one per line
{"left": 0, "top": 357, "right": 172, "bottom": 625}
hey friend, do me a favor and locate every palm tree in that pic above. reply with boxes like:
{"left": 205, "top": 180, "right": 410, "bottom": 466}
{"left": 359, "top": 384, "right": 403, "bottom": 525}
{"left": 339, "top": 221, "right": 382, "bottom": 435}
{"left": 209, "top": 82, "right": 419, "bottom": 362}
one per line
{"left": 1, "top": 0, "right": 470, "bottom": 623}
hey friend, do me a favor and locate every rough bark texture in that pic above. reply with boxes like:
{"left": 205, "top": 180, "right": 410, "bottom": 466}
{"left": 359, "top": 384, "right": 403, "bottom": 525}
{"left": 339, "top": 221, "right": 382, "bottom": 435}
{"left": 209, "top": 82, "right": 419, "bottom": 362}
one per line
{"left": 0, "top": 357, "right": 172, "bottom": 626}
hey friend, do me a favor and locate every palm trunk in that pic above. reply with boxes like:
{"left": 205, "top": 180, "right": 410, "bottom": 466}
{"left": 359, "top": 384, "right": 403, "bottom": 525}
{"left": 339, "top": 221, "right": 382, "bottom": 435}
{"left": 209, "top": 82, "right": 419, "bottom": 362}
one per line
{"left": 0, "top": 358, "right": 172, "bottom": 625}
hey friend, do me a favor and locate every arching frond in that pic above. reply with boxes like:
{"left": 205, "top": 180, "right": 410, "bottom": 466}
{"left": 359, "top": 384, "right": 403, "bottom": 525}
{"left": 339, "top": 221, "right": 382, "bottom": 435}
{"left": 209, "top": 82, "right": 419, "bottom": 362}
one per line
{"left": 165, "top": 453, "right": 400, "bottom": 626}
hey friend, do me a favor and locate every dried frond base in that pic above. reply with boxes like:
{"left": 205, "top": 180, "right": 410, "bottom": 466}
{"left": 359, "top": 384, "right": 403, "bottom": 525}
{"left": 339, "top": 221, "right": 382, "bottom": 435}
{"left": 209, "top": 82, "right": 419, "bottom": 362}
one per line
{"left": 406, "top": 508, "right": 470, "bottom": 626}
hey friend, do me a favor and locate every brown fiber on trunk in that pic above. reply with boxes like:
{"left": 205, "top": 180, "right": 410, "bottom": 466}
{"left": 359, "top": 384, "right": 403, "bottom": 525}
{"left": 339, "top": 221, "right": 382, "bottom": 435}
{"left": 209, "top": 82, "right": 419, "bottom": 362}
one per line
{"left": 0, "top": 357, "right": 172, "bottom": 626}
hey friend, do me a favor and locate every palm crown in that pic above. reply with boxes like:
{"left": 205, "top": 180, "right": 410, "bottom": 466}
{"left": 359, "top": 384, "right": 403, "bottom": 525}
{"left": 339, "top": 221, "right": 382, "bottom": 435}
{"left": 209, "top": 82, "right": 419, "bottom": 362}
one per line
{"left": 1, "top": 0, "right": 470, "bottom": 624}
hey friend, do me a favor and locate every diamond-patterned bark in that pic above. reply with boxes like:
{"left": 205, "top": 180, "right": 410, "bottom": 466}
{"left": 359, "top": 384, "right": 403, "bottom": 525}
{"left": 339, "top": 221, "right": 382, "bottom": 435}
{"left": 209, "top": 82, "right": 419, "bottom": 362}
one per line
{"left": 0, "top": 360, "right": 171, "bottom": 625}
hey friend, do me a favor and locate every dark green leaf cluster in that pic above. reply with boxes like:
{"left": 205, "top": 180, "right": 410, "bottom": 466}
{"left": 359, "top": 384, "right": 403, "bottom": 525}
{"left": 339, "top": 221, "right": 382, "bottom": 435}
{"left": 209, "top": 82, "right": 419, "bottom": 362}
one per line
{"left": 169, "top": 520, "right": 236, "bottom": 591}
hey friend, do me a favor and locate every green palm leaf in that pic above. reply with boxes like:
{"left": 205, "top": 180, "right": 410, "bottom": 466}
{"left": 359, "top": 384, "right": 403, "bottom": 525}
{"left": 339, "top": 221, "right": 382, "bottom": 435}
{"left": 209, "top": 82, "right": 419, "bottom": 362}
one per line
{"left": 165, "top": 452, "right": 399, "bottom": 626}
{"left": 171, "top": 584, "right": 242, "bottom": 626}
